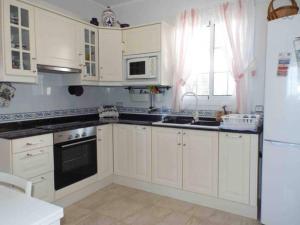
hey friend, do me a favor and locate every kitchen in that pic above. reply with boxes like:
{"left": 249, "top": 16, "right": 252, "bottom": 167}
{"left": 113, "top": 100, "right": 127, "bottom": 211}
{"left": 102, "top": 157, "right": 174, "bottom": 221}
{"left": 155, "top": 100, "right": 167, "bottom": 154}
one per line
{"left": 0, "top": 0, "right": 298, "bottom": 225}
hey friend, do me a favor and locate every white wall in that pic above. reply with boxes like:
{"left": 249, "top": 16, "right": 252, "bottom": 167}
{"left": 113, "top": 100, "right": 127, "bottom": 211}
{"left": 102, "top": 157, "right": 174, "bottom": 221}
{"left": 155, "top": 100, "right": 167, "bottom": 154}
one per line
{"left": 30, "top": 0, "right": 105, "bottom": 22}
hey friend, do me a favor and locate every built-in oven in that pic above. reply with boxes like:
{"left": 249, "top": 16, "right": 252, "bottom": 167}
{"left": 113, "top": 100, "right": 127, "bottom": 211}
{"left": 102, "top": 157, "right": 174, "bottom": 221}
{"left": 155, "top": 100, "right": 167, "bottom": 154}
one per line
{"left": 124, "top": 53, "right": 160, "bottom": 80}
{"left": 53, "top": 127, "right": 97, "bottom": 190}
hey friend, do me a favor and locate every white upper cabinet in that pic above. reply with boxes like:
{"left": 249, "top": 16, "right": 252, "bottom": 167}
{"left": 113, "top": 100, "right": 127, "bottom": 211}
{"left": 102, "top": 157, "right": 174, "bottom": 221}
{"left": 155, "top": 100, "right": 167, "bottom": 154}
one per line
{"left": 219, "top": 133, "right": 254, "bottom": 204}
{"left": 35, "top": 8, "right": 81, "bottom": 69}
{"left": 131, "top": 125, "right": 152, "bottom": 182}
{"left": 122, "top": 24, "right": 161, "bottom": 56}
{"left": 80, "top": 25, "right": 99, "bottom": 81}
{"left": 97, "top": 125, "right": 113, "bottom": 179}
{"left": 182, "top": 130, "right": 219, "bottom": 197}
{"left": 3, "top": 0, "right": 37, "bottom": 78}
{"left": 152, "top": 127, "right": 183, "bottom": 189}
{"left": 99, "top": 28, "right": 123, "bottom": 82}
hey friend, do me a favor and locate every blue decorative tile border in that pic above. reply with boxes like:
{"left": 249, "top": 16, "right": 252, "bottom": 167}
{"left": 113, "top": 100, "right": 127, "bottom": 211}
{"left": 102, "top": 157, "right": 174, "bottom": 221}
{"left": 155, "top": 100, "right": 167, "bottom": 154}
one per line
{"left": 0, "top": 107, "right": 98, "bottom": 123}
{"left": 0, "top": 106, "right": 218, "bottom": 123}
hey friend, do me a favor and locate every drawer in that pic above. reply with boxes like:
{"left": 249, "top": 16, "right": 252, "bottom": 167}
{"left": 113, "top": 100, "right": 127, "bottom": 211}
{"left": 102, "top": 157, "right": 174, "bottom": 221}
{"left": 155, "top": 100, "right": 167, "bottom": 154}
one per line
{"left": 13, "top": 146, "right": 54, "bottom": 179}
{"left": 30, "top": 172, "right": 54, "bottom": 202}
{"left": 12, "top": 134, "right": 53, "bottom": 154}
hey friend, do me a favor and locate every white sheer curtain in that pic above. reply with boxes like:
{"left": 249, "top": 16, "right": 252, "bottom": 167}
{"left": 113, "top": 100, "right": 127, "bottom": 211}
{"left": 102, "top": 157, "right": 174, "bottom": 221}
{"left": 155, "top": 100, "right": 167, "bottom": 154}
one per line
{"left": 172, "top": 0, "right": 256, "bottom": 113}
{"left": 172, "top": 9, "right": 200, "bottom": 111}
{"left": 219, "top": 0, "right": 256, "bottom": 113}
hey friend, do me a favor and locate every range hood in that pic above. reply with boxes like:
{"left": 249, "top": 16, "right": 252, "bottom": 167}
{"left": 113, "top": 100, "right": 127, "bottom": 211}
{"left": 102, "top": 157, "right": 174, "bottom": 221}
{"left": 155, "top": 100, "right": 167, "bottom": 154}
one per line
{"left": 37, "top": 65, "right": 82, "bottom": 74}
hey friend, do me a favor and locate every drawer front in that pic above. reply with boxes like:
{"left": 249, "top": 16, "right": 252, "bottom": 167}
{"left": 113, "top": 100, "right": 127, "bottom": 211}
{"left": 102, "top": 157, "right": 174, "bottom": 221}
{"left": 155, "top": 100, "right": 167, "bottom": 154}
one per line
{"left": 12, "top": 134, "right": 53, "bottom": 153}
{"left": 13, "top": 146, "right": 54, "bottom": 179}
{"left": 30, "top": 172, "right": 54, "bottom": 202}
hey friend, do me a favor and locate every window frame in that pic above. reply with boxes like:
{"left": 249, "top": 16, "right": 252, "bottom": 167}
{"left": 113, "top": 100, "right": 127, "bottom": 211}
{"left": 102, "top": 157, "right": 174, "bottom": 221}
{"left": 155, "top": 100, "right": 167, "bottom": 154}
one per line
{"left": 184, "top": 22, "right": 236, "bottom": 108}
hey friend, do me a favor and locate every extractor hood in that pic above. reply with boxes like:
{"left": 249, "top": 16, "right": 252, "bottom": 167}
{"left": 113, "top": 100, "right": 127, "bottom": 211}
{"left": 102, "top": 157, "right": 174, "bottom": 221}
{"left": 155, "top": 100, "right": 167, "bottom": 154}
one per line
{"left": 37, "top": 65, "right": 82, "bottom": 74}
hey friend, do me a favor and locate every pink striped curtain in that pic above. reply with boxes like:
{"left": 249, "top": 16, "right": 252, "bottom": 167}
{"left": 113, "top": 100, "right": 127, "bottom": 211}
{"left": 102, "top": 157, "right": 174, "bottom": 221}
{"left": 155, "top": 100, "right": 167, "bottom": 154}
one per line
{"left": 220, "top": 0, "right": 256, "bottom": 113}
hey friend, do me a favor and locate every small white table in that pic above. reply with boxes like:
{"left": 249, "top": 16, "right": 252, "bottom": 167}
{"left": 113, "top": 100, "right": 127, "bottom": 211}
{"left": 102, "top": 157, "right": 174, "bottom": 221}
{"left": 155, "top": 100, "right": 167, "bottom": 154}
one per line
{"left": 0, "top": 186, "right": 63, "bottom": 225}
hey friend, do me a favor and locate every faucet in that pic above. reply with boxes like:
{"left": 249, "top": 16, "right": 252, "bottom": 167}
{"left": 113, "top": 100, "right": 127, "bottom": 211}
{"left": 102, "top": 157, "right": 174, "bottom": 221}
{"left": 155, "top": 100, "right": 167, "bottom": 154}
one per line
{"left": 148, "top": 93, "right": 158, "bottom": 113}
{"left": 180, "top": 92, "right": 199, "bottom": 122}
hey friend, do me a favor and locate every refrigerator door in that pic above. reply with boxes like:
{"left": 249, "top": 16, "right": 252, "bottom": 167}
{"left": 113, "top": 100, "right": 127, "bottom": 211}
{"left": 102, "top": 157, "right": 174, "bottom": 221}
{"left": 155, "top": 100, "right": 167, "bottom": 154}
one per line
{"left": 264, "top": 15, "right": 300, "bottom": 144}
{"left": 261, "top": 141, "right": 300, "bottom": 225}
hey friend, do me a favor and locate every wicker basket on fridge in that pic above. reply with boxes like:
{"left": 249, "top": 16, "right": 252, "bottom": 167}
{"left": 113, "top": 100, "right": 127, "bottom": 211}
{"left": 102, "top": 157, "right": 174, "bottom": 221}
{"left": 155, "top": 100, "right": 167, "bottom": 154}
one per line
{"left": 267, "top": 0, "right": 299, "bottom": 21}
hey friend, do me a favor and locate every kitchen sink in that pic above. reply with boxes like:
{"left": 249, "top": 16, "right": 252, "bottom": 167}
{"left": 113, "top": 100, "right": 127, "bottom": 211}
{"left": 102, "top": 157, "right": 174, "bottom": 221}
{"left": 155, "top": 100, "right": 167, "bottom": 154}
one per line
{"left": 161, "top": 116, "right": 193, "bottom": 124}
{"left": 191, "top": 120, "right": 220, "bottom": 126}
{"left": 153, "top": 116, "right": 220, "bottom": 129}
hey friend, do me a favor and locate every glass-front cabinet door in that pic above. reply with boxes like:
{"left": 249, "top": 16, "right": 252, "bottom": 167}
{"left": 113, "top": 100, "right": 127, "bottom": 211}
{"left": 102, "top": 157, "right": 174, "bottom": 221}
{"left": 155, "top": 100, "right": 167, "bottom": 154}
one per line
{"left": 4, "top": 0, "right": 37, "bottom": 77}
{"left": 80, "top": 26, "right": 99, "bottom": 81}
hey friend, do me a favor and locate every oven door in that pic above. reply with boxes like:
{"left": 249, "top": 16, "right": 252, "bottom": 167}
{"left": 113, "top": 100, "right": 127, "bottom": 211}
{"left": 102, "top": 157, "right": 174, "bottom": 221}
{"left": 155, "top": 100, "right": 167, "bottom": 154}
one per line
{"left": 54, "top": 136, "right": 97, "bottom": 190}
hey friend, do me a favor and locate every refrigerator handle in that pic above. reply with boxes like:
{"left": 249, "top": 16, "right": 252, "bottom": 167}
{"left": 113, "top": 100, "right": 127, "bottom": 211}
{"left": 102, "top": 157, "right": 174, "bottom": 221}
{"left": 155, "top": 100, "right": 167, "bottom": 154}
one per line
{"left": 266, "top": 140, "right": 300, "bottom": 148}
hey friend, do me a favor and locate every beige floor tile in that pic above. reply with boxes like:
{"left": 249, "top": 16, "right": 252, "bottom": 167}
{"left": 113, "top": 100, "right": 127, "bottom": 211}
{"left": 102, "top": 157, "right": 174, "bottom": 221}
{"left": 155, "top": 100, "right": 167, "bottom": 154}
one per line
{"left": 76, "top": 189, "right": 122, "bottom": 210}
{"left": 154, "top": 197, "right": 194, "bottom": 213}
{"left": 128, "top": 190, "right": 163, "bottom": 206}
{"left": 62, "top": 205, "right": 92, "bottom": 225}
{"left": 186, "top": 205, "right": 216, "bottom": 220}
{"left": 96, "top": 197, "right": 146, "bottom": 220}
{"left": 185, "top": 217, "right": 204, "bottom": 225}
{"left": 103, "top": 184, "right": 139, "bottom": 197}
{"left": 155, "top": 212, "right": 191, "bottom": 225}
{"left": 123, "top": 205, "right": 172, "bottom": 225}
{"left": 75, "top": 212, "right": 118, "bottom": 225}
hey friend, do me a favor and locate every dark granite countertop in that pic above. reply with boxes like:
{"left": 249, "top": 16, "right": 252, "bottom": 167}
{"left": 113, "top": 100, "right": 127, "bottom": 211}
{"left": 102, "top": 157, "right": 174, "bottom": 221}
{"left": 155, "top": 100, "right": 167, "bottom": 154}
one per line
{"left": 0, "top": 113, "right": 262, "bottom": 140}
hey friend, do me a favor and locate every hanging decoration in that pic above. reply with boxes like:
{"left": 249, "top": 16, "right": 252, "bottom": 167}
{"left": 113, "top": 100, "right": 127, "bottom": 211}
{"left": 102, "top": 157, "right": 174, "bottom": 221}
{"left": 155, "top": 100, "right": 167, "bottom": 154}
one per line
{"left": 0, "top": 83, "right": 16, "bottom": 107}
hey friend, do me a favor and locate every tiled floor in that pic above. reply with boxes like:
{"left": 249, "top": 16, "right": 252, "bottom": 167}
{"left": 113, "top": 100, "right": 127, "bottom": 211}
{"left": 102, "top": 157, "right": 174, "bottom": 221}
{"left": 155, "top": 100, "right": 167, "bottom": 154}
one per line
{"left": 62, "top": 184, "right": 261, "bottom": 225}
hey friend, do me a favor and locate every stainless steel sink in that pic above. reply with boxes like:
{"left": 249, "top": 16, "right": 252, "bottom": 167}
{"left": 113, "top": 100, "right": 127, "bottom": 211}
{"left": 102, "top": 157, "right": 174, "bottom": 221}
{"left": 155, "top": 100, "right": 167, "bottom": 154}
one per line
{"left": 153, "top": 116, "right": 220, "bottom": 130}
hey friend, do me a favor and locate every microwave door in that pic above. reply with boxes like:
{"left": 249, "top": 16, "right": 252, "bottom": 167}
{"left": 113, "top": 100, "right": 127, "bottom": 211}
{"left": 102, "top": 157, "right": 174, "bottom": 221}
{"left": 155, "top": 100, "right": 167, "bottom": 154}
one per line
{"left": 127, "top": 57, "right": 149, "bottom": 79}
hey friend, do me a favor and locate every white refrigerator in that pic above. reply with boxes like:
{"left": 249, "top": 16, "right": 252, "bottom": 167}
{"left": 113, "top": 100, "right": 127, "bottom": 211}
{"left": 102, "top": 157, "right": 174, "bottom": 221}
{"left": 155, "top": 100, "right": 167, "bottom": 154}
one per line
{"left": 262, "top": 15, "right": 300, "bottom": 225}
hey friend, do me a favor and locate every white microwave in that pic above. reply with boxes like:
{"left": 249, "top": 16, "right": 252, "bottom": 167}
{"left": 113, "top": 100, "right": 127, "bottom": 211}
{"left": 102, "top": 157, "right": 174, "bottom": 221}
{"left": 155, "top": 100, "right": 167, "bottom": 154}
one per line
{"left": 124, "top": 53, "right": 160, "bottom": 80}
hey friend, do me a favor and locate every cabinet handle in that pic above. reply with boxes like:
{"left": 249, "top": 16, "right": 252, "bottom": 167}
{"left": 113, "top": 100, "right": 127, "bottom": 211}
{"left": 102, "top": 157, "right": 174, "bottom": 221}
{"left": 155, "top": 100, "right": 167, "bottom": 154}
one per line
{"left": 32, "top": 57, "right": 37, "bottom": 60}
{"left": 32, "top": 70, "right": 37, "bottom": 73}
{"left": 178, "top": 143, "right": 181, "bottom": 146}
{"left": 183, "top": 144, "right": 186, "bottom": 147}
{"left": 183, "top": 132, "right": 186, "bottom": 135}
{"left": 177, "top": 132, "right": 181, "bottom": 135}
{"left": 33, "top": 176, "right": 46, "bottom": 185}
{"left": 24, "top": 150, "right": 45, "bottom": 159}
{"left": 26, "top": 141, "right": 43, "bottom": 146}
{"left": 98, "top": 139, "right": 102, "bottom": 141}
{"left": 225, "top": 134, "right": 243, "bottom": 138}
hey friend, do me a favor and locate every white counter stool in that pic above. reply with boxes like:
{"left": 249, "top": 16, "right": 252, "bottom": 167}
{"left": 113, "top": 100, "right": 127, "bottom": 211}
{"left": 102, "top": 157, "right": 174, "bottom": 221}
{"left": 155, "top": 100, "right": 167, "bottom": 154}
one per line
{"left": 0, "top": 172, "right": 32, "bottom": 197}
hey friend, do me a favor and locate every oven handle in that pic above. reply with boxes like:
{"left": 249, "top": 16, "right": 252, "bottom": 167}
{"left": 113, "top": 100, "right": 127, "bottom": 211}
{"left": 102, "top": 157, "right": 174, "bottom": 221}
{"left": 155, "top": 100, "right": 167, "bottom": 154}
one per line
{"left": 61, "top": 138, "right": 96, "bottom": 148}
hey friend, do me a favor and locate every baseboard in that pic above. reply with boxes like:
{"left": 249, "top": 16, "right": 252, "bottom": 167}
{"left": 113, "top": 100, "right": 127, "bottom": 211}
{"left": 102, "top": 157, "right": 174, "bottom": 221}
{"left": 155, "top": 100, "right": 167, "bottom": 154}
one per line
{"left": 114, "top": 175, "right": 257, "bottom": 219}
{"left": 54, "top": 175, "right": 113, "bottom": 208}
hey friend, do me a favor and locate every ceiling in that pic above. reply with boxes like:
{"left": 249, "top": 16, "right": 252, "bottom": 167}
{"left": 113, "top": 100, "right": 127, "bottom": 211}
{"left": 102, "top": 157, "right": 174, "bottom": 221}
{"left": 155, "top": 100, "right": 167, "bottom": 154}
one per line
{"left": 92, "top": 0, "right": 139, "bottom": 7}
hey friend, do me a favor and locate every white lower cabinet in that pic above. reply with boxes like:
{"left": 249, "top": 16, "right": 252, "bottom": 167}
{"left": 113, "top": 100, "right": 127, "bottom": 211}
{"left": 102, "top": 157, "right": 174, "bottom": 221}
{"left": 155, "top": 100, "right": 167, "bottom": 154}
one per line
{"left": 152, "top": 127, "right": 183, "bottom": 189}
{"left": 113, "top": 124, "right": 152, "bottom": 182}
{"left": 30, "top": 172, "right": 54, "bottom": 202}
{"left": 0, "top": 134, "right": 55, "bottom": 202}
{"left": 131, "top": 126, "right": 152, "bottom": 182}
{"left": 113, "top": 124, "right": 133, "bottom": 177}
{"left": 219, "top": 132, "right": 253, "bottom": 204}
{"left": 182, "top": 130, "right": 219, "bottom": 197}
{"left": 97, "top": 125, "right": 113, "bottom": 179}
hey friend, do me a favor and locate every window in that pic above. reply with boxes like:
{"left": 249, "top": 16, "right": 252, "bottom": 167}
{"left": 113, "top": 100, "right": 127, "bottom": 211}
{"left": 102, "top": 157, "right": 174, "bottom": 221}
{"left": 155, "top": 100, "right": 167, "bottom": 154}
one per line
{"left": 183, "top": 23, "right": 235, "bottom": 98}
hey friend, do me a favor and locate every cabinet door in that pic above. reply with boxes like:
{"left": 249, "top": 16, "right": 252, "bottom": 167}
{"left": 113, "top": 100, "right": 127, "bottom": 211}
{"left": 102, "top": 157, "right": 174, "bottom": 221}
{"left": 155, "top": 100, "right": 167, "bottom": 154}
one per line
{"left": 219, "top": 133, "right": 251, "bottom": 204}
{"left": 123, "top": 24, "right": 161, "bottom": 55}
{"left": 81, "top": 26, "right": 99, "bottom": 81}
{"left": 183, "top": 130, "right": 218, "bottom": 197}
{"left": 35, "top": 9, "right": 81, "bottom": 69}
{"left": 131, "top": 126, "right": 151, "bottom": 182}
{"left": 152, "top": 127, "right": 182, "bottom": 188}
{"left": 97, "top": 125, "right": 113, "bottom": 179}
{"left": 30, "top": 172, "right": 54, "bottom": 202}
{"left": 4, "top": 0, "right": 37, "bottom": 76}
{"left": 113, "top": 124, "right": 133, "bottom": 177}
{"left": 99, "top": 29, "right": 123, "bottom": 81}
